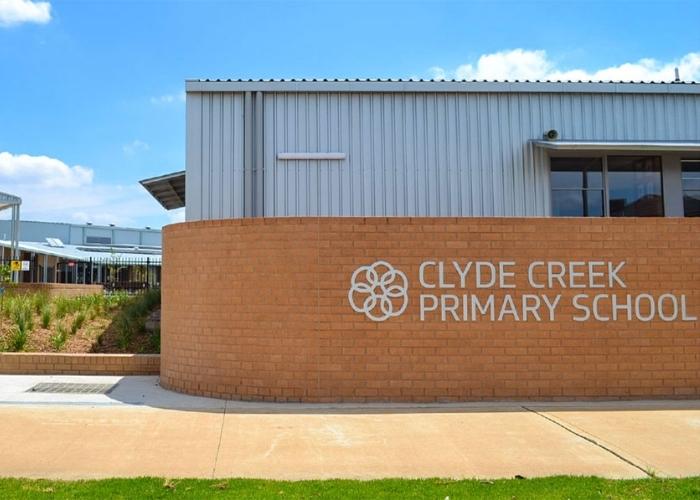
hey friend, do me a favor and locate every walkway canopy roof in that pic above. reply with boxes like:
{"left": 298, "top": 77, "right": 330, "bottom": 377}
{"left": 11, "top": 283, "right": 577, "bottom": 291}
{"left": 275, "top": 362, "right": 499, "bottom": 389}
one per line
{"left": 0, "top": 191, "right": 21, "bottom": 211}
{"left": 532, "top": 140, "right": 700, "bottom": 152}
{"left": 139, "top": 171, "right": 185, "bottom": 210}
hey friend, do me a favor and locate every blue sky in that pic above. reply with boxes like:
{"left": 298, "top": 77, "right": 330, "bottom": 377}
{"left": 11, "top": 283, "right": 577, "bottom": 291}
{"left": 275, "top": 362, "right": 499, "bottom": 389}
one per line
{"left": 1, "top": 0, "right": 699, "bottom": 229}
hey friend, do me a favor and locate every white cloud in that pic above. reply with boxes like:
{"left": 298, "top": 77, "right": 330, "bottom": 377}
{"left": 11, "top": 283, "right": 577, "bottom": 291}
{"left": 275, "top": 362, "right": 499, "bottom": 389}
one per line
{"left": 0, "top": 151, "right": 170, "bottom": 228}
{"left": 167, "top": 208, "right": 185, "bottom": 224}
{"left": 150, "top": 91, "right": 186, "bottom": 105}
{"left": 0, "top": 151, "right": 93, "bottom": 188}
{"left": 0, "top": 0, "right": 51, "bottom": 27}
{"left": 122, "top": 139, "right": 150, "bottom": 157}
{"left": 429, "top": 49, "right": 700, "bottom": 83}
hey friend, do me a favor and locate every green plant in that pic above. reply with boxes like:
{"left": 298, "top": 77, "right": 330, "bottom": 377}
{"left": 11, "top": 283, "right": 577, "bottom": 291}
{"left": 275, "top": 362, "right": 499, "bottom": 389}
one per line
{"left": 9, "top": 296, "right": 34, "bottom": 343}
{"left": 54, "top": 297, "right": 69, "bottom": 319}
{"left": 40, "top": 305, "right": 52, "bottom": 329}
{"left": 31, "top": 292, "right": 50, "bottom": 315}
{"left": 54, "top": 296, "right": 82, "bottom": 320}
{"left": 7, "top": 325, "right": 28, "bottom": 351}
{"left": 111, "top": 289, "right": 160, "bottom": 351}
{"left": 50, "top": 322, "right": 68, "bottom": 351}
{"left": 146, "top": 327, "right": 161, "bottom": 353}
{"left": 115, "top": 315, "right": 138, "bottom": 350}
{"left": 70, "top": 311, "right": 86, "bottom": 335}
{"left": 0, "top": 264, "right": 11, "bottom": 284}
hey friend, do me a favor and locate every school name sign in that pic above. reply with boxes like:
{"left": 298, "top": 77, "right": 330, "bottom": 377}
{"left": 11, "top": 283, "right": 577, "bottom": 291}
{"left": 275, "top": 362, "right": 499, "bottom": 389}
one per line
{"left": 347, "top": 260, "right": 697, "bottom": 323}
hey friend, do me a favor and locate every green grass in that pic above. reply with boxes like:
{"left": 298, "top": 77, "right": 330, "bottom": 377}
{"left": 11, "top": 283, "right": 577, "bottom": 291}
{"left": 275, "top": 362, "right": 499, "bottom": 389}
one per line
{"left": 0, "top": 476, "right": 698, "bottom": 499}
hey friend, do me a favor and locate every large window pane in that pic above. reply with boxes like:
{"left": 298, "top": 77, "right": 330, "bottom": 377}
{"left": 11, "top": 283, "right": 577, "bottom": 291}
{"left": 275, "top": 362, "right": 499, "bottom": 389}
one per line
{"left": 551, "top": 158, "right": 603, "bottom": 189}
{"left": 682, "top": 161, "right": 700, "bottom": 217}
{"left": 608, "top": 156, "right": 664, "bottom": 217}
{"left": 683, "top": 191, "right": 700, "bottom": 217}
{"left": 552, "top": 190, "right": 584, "bottom": 216}
{"left": 585, "top": 190, "right": 604, "bottom": 217}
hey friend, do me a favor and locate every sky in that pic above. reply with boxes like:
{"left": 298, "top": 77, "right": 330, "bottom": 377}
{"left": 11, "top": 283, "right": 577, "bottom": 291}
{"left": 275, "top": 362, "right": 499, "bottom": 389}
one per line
{"left": 0, "top": 0, "right": 699, "bottom": 229}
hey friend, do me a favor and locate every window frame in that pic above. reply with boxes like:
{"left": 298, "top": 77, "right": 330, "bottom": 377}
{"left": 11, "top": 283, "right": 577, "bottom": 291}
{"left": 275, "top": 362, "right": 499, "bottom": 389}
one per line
{"left": 681, "top": 159, "right": 700, "bottom": 217}
{"left": 550, "top": 156, "right": 607, "bottom": 217}
{"left": 548, "top": 152, "right": 668, "bottom": 218}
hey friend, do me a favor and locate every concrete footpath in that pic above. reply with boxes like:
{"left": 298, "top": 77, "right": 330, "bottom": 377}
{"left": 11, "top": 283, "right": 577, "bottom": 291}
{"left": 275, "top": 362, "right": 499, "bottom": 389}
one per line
{"left": 0, "top": 375, "right": 699, "bottom": 480}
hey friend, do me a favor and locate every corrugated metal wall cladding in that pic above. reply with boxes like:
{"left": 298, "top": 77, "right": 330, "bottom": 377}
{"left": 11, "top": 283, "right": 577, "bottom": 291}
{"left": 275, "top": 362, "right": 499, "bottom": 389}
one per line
{"left": 187, "top": 91, "right": 700, "bottom": 220}
{"left": 185, "top": 92, "right": 245, "bottom": 221}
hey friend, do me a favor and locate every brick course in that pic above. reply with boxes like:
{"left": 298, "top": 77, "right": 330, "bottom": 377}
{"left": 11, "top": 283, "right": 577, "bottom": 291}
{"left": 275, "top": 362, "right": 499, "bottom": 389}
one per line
{"left": 9, "top": 283, "right": 104, "bottom": 298}
{"left": 0, "top": 353, "right": 159, "bottom": 375}
{"left": 161, "top": 217, "right": 700, "bottom": 402}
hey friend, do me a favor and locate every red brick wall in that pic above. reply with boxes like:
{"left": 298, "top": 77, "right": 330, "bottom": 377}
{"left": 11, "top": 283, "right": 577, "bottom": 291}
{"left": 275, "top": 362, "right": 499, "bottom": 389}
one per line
{"left": 9, "top": 283, "right": 104, "bottom": 298}
{"left": 0, "top": 353, "right": 160, "bottom": 375}
{"left": 161, "top": 218, "right": 700, "bottom": 402}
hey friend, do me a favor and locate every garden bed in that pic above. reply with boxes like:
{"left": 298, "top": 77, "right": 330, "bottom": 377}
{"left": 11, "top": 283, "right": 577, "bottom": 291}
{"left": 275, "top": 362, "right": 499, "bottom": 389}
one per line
{"left": 0, "top": 290, "right": 161, "bottom": 354}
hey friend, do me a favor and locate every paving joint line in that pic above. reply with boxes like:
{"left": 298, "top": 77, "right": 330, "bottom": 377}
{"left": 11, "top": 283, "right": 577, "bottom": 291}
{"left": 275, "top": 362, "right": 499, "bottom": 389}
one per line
{"left": 521, "top": 405, "right": 653, "bottom": 478}
{"left": 212, "top": 401, "right": 228, "bottom": 479}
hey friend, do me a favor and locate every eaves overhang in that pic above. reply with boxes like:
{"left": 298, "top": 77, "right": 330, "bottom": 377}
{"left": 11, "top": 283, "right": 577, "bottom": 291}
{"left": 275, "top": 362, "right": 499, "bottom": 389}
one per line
{"left": 531, "top": 140, "right": 700, "bottom": 152}
{"left": 139, "top": 171, "right": 185, "bottom": 210}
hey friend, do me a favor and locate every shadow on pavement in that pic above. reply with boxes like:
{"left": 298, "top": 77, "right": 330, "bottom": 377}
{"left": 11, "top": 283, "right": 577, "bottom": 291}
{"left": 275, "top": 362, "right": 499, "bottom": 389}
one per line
{"left": 105, "top": 376, "right": 700, "bottom": 415}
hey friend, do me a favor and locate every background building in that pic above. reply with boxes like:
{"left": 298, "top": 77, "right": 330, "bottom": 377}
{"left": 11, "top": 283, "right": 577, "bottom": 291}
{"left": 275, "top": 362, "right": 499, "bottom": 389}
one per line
{"left": 0, "top": 220, "right": 161, "bottom": 290}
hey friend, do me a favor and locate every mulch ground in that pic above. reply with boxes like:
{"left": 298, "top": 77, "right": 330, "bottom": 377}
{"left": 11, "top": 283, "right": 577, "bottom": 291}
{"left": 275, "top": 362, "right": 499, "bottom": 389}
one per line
{"left": 0, "top": 311, "right": 157, "bottom": 354}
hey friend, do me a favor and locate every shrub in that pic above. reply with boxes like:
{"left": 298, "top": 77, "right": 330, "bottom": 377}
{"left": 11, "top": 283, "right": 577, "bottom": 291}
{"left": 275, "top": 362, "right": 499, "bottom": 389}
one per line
{"left": 40, "top": 305, "right": 52, "bottom": 329}
{"left": 115, "top": 315, "right": 135, "bottom": 350}
{"left": 147, "top": 327, "right": 161, "bottom": 352}
{"left": 7, "top": 326, "right": 28, "bottom": 351}
{"left": 32, "top": 292, "right": 50, "bottom": 315}
{"left": 54, "top": 296, "right": 82, "bottom": 320}
{"left": 112, "top": 289, "right": 160, "bottom": 351}
{"left": 54, "top": 297, "right": 70, "bottom": 319}
{"left": 71, "top": 311, "right": 86, "bottom": 335}
{"left": 10, "top": 296, "right": 34, "bottom": 339}
{"left": 50, "top": 323, "right": 68, "bottom": 351}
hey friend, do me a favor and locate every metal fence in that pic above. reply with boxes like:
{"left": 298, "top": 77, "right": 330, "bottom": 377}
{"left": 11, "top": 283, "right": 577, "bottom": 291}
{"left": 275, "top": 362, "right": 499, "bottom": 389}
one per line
{"left": 0, "top": 256, "right": 161, "bottom": 292}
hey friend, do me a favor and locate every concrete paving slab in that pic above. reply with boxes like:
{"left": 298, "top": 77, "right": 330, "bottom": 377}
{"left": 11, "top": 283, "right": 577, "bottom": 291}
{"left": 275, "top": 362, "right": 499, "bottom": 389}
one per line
{"left": 0, "top": 375, "right": 226, "bottom": 410}
{"left": 542, "top": 406, "right": 700, "bottom": 478}
{"left": 0, "top": 406, "right": 223, "bottom": 479}
{"left": 213, "top": 411, "right": 643, "bottom": 480}
{"left": 0, "top": 376, "right": 697, "bottom": 480}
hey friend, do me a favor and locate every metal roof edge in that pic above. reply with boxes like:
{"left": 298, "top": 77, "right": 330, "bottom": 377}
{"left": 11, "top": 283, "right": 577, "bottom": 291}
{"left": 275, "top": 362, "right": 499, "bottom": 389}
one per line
{"left": 531, "top": 140, "right": 700, "bottom": 151}
{"left": 185, "top": 79, "right": 700, "bottom": 94}
{"left": 139, "top": 170, "right": 186, "bottom": 186}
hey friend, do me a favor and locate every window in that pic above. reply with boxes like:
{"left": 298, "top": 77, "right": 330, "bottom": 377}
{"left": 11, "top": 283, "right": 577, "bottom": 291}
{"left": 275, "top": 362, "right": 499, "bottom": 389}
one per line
{"left": 551, "top": 155, "right": 664, "bottom": 217}
{"left": 682, "top": 160, "right": 700, "bottom": 217}
{"left": 85, "top": 236, "right": 112, "bottom": 245}
{"left": 550, "top": 158, "right": 604, "bottom": 216}
{"left": 607, "top": 156, "right": 663, "bottom": 217}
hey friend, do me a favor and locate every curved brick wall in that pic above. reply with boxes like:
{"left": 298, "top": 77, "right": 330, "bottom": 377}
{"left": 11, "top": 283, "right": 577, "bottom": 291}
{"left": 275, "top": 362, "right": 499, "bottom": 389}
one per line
{"left": 161, "top": 217, "right": 700, "bottom": 402}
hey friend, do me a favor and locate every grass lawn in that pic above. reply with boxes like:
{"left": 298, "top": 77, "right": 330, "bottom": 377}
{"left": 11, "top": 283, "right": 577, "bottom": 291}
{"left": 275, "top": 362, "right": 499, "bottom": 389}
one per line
{"left": 1, "top": 476, "right": 699, "bottom": 499}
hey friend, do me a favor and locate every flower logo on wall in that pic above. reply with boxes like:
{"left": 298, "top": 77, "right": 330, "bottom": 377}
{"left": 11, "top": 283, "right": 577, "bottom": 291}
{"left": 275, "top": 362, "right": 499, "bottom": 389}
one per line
{"left": 348, "top": 260, "right": 409, "bottom": 322}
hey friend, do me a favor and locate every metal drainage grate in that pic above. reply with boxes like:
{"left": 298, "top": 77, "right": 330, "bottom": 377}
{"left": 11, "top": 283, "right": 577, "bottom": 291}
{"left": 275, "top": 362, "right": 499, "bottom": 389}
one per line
{"left": 27, "top": 382, "right": 117, "bottom": 394}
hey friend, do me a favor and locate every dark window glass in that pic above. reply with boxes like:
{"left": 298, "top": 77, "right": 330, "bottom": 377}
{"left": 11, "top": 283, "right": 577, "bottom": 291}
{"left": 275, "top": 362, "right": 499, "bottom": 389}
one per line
{"left": 85, "top": 236, "right": 112, "bottom": 245}
{"left": 683, "top": 192, "right": 700, "bottom": 217}
{"left": 552, "top": 190, "right": 584, "bottom": 216}
{"left": 585, "top": 190, "right": 604, "bottom": 217}
{"left": 551, "top": 158, "right": 604, "bottom": 217}
{"left": 551, "top": 158, "right": 603, "bottom": 189}
{"left": 682, "top": 161, "right": 700, "bottom": 217}
{"left": 608, "top": 156, "right": 663, "bottom": 217}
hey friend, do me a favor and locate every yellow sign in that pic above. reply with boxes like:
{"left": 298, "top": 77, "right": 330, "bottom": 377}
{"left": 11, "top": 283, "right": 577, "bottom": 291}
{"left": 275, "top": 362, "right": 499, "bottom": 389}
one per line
{"left": 10, "top": 260, "right": 21, "bottom": 272}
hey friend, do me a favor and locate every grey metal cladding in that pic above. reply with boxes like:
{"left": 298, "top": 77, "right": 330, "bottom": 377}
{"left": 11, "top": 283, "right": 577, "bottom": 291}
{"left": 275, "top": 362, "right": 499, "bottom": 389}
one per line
{"left": 186, "top": 88, "right": 700, "bottom": 220}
